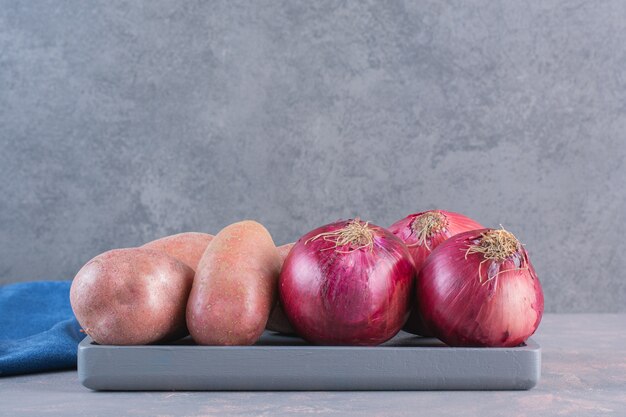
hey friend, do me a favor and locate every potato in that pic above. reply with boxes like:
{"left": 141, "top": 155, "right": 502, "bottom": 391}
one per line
{"left": 266, "top": 243, "right": 296, "bottom": 334}
{"left": 70, "top": 248, "right": 194, "bottom": 345}
{"left": 142, "top": 232, "right": 213, "bottom": 272}
{"left": 187, "top": 220, "right": 281, "bottom": 345}
{"left": 277, "top": 242, "right": 295, "bottom": 263}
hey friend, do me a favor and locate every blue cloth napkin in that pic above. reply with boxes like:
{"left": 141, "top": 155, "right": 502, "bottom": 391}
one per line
{"left": 0, "top": 281, "right": 84, "bottom": 376}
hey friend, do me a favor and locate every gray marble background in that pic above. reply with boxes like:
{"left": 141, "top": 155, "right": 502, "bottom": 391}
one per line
{"left": 0, "top": 1, "right": 624, "bottom": 312}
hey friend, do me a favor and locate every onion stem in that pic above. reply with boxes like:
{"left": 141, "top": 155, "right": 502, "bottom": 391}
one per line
{"left": 305, "top": 218, "right": 374, "bottom": 253}
{"left": 464, "top": 228, "right": 527, "bottom": 284}
{"left": 465, "top": 228, "right": 519, "bottom": 261}
{"left": 409, "top": 211, "right": 448, "bottom": 249}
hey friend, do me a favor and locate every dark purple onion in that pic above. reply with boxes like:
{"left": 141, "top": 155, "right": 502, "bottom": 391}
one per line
{"left": 280, "top": 219, "right": 414, "bottom": 346}
{"left": 418, "top": 228, "right": 544, "bottom": 347}
{"left": 388, "top": 210, "right": 483, "bottom": 337}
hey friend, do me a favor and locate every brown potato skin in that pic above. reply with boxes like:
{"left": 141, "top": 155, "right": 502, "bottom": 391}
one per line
{"left": 266, "top": 243, "right": 296, "bottom": 334}
{"left": 142, "top": 232, "right": 213, "bottom": 272}
{"left": 70, "top": 248, "right": 194, "bottom": 345}
{"left": 187, "top": 221, "right": 281, "bottom": 345}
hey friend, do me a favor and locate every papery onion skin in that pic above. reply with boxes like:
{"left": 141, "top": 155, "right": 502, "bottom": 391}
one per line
{"left": 389, "top": 210, "right": 483, "bottom": 336}
{"left": 417, "top": 229, "right": 544, "bottom": 347}
{"left": 280, "top": 219, "right": 414, "bottom": 346}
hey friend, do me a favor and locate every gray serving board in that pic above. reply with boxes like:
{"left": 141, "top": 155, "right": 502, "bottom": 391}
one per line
{"left": 78, "top": 331, "right": 540, "bottom": 391}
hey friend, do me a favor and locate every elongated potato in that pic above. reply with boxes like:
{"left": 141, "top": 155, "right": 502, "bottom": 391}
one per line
{"left": 142, "top": 232, "right": 213, "bottom": 271}
{"left": 266, "top": 243, "right": 296, "bottom": 334}
{"left": 187, "top": 221, "right": 281, "bottom": 345}
{"left": 70, "top": 248, "right": 194, "bottom": 345}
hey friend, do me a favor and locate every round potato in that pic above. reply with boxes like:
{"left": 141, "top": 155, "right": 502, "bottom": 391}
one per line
{"left": 142, "top": 232, "right": 213, "bottom": 272}
{"left": 70, "top": 248, "right": 194, "bottom": 345}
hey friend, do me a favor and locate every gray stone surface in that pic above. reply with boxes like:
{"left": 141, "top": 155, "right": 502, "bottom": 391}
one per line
{"left": 1, "top": 314, "right": 625, "bottom": 416}
{"left": 0, "top": 1, "right": 624, "bottom": 312}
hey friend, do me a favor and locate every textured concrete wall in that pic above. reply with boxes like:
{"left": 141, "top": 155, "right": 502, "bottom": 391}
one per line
{"left": 1, "top": 1, "right": 624, "bottom": 312}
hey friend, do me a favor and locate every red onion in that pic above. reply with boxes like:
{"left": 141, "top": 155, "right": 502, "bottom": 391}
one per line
{"left": 418, "top": 228, "right": 544, "bottom": 347}
{"left": 389, "top": 210, "right": 483, "bottom": 269}
{"left": 389, "top": 210, "right": 483, "bottom": 336}
{"left": 280, "top": 218, "right": 414, "bottom": 346}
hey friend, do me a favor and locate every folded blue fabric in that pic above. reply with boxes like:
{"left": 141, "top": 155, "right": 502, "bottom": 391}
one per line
{"left": 0, "top": 281, "right": 85, "bottom": 376}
